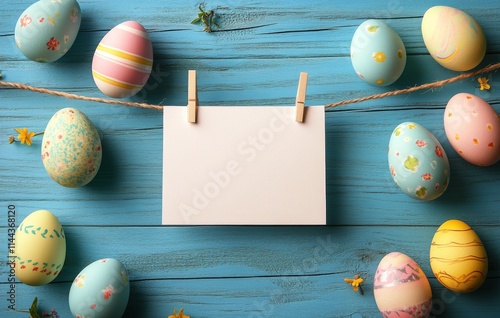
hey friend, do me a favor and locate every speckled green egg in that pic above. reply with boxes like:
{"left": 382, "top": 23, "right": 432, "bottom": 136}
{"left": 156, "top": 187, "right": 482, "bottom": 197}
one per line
{"left": 42, "top": 108, "right": 102, "bottom": 187}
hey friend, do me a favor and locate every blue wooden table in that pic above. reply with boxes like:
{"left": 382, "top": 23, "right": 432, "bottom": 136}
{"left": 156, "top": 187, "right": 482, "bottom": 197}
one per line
{"left": 1, "top": 0, "right": 500, "bottom": 317}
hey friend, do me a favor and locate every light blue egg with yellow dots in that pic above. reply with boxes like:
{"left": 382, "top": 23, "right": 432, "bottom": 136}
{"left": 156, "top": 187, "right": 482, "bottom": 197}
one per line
{"left": 388, "top": 122, "right": 450, "bottom": 200}
{"left": 42, "top": 108, "right": 102, "bottom": 188}
{"left": 351, "top": 19, "right": 406, "bottom": 86}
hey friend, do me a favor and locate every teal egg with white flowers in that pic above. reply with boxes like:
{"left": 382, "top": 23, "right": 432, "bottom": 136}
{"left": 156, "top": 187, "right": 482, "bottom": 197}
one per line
{"left": 388, "top": 122, "right": 450, "bottom": 200}
{"left": 351, "top": 19, "right": 406, "bottom": 86}
{"left": 14, "top": 0, "right": 81, "bottom": 62}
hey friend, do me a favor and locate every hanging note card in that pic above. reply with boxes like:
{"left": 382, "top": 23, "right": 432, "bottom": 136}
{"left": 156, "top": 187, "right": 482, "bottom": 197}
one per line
{"left": 162, "top": 106, "right": 326, "bottom": 225}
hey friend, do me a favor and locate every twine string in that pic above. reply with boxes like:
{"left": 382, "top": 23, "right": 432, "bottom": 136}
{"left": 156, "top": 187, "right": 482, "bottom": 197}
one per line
{"left": 1, "top": 63, "right": 499, "bottom": 110}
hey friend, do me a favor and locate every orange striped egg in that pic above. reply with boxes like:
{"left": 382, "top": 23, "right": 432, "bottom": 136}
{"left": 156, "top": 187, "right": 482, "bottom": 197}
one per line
{"left": 430, "top": 219, "right": 488, "bottom": 293}
{"left": 92, "top": 21, "right": 153, "bottom": 98}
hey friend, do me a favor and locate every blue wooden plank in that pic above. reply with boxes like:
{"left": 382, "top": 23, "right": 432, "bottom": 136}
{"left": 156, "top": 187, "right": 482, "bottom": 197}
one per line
{"left": 2, "top": 0, "right": 500, "bottom": 317}
{"left": 1, "top": 225, "right": 500, "bottom": 317}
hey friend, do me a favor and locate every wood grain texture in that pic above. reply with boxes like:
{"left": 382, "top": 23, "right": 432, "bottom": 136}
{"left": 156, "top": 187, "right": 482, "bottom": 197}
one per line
{"left": 1, "top": 0, "right": 500, "bottom": 317}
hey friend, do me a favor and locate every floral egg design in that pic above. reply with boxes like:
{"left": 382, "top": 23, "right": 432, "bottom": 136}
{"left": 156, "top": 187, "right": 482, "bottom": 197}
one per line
{"left": 42, "top": 108, "right": 102, "bottom": 188}
{"left": 69, "top": 258, "right": 130, "bottom": 318}
{"left": 388, "top": 122, "right": 450, "bottom": 200}
{"left": 14, "top": 0, "right": 81, "bottom": 62}
{"left": 351, "top": 19, "right": 406, "bottom": 86}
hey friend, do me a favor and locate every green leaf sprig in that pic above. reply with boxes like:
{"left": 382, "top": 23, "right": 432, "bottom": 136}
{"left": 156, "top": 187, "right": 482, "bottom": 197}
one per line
{"left": 191, "top": 4, "right": 219, "bottom": 32}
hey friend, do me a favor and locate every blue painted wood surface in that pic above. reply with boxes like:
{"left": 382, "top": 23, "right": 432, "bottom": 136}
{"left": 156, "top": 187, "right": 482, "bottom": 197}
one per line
{"left": 1, "top": 0, "right": 500, "bottom": 317}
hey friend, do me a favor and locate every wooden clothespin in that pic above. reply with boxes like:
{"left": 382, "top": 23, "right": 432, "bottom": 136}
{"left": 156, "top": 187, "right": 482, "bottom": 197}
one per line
{"left": 295, "top": 72, "right": 308, "bottom": 123}
{"left": 188, "top": 70, "right": 198, "bottom": 123}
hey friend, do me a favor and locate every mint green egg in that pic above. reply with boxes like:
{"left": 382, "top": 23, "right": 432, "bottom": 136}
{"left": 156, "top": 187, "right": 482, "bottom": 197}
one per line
{"left": 14, "top": 0, "right": 81, "bottom": 62}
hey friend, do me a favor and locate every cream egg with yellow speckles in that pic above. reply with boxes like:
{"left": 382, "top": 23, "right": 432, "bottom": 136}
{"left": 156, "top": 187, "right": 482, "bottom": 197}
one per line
{"left": 351, "top": 19, "right": 406, "bottom": 86}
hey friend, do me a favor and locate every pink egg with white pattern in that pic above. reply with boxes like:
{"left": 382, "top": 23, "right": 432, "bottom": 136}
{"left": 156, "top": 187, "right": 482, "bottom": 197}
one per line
{"left": 374, "top": 252, "right": 432, "bottom": 318}
{"left": 92, "top": 21, "right": 153, "bottom": 98}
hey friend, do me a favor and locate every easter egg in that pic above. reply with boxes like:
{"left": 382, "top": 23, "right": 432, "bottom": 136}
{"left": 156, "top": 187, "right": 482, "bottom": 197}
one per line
{"left": 9, "top": 210, "right": 66, "bottom": 286}
{"left": 374, "top": 252, "right": 432, "bottom": 317}
{"left": 14, "top": 0, "right": 81, "bottom": 62}
{"left": 351, "top": 19, "right": 406, "bottom": 86}
{"left": 444, "top": 93, "right": 500, "bottom": 166}
{"left": 92, "top": 21, "right": 153, "bottom": 98}
{"left": 42, "top": 108, "right": 102, "bottom": 187}
{"left": 388, "top": 122, "right": 450, "bottom": 200}
{"left": 430, "top": 219, "right": 488, "bottom": 293}
{"left": 422, "top": 6, "right": 486, "bottom": 71}
{"left": 69, "top": 258, "right": 130, "bottom": 318}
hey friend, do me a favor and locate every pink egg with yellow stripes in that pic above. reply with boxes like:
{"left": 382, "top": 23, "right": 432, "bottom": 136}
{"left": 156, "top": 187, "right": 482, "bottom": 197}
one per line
{"left": 92, "top": 21, "right": 153, "bottom": 98}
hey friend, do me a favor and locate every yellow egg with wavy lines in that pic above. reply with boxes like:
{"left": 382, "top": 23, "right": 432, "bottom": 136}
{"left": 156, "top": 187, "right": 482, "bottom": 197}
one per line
{"left": 430, "top": 219, "right": 488, "bottom": 293}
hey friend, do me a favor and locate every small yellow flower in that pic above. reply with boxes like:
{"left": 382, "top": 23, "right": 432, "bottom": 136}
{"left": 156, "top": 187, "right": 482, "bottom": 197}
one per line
{"left": 10, "top": 128, "right": 43, "bottom": 146}
{"left": 344, "top": 274, "right": 364, "bottom": 294}
{"left": 168, "top": 308, "right": 190, "bottom": 318}
{"left": 15, "top": 128, "right": 36, "bottom": 146}
{"left": 478, "top": 77, "right": 490, "bottom": 90}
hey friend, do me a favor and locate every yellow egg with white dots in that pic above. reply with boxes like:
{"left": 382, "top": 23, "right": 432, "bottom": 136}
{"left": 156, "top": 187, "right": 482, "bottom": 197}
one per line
{"left": 430, "top": 219, "right": 488, "bottom": 293}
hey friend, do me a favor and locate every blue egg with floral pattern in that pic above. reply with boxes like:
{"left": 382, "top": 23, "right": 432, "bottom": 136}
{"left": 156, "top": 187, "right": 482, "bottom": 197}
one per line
{"left": 388, "top": 122, "right": 450, "bottom": 200}
{"left": 69, "top": 258, "right": 130, "bottom": 318}
{"left": 42, "top": 108, "right": 102, "bottom": 187}
{"left": 14, "top": 0, "right": 81, "bottom": 62}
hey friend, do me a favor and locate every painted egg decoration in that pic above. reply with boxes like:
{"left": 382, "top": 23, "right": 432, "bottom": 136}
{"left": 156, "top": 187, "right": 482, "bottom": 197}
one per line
{"left": 388, "top": 122, "right": 450, "bottom": 200}
{"left": 374, "top": 252, "right": 432, "bottom": 317}
{"left": 430, "top": 219, "right": 488, "bottom": 293}
{"left": 69, "top": 258, "right": 130, "bottom": 318}
{"left": 422, "top": 6, "right": 486, "bottom": 71}
{"left": 92, "top": 21, "right": 153, "bottom": 98}
{"left": 351, "top": 19, "right": 406, "bottom": 86}
{"left": 9, "top": 210, "right": 66, "bottom": 286}
{"left": 444, "top": 93, "right": 500, "bottom": 166}
{"left": 42, "top": 108, "right": 102, "bottom": 188}
{"left": 14, "top": 0, "right": 81, "bottom": 62}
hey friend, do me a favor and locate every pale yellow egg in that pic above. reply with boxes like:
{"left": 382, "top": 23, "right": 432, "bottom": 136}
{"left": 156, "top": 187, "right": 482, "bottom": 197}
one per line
{"left": 10, "top": 210, "right": 66, "bottom": 286}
